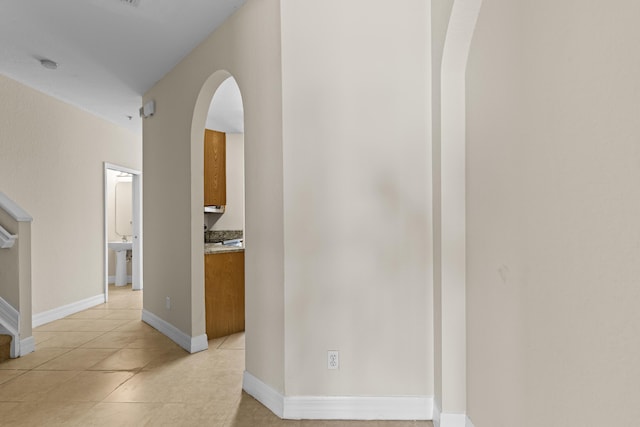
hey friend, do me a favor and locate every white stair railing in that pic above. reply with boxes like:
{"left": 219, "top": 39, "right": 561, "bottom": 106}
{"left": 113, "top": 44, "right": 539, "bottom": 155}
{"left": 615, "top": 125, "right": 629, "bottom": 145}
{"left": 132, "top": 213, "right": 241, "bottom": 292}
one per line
{"left": 0, "top": 191, "right": 33, "bottom": 358}
{"left": 0, "top": 296, "right": 20, "bottom": 358}
{"left": 0, "top": 224, "right": 17, "bottom": 249}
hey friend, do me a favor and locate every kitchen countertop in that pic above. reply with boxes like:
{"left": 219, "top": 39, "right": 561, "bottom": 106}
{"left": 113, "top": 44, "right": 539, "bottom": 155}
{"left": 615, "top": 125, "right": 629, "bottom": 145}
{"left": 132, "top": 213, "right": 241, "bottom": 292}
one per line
{"left": 204, "top": 243, "right": 245, "bottom": 255}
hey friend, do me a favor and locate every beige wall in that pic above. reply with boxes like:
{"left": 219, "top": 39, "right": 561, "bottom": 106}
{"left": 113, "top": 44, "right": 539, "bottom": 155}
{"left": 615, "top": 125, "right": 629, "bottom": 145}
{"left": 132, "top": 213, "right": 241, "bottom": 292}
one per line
{"left": 207, "top": 133, "right": 245, "bottom": 232}
{"left": 281, "top": 0, "right": 433, "bottom": 396}
{"left": 142, "top": 0, "right": 285, "bottom": 391}
{"left": 0, "top": 74, "right": 141, "bottom": 316}
{"left": 145, "top": 0, "right": 434, "bottom": 399}
{"left": 466, "top": 0, "right": 640, "bottom": 425}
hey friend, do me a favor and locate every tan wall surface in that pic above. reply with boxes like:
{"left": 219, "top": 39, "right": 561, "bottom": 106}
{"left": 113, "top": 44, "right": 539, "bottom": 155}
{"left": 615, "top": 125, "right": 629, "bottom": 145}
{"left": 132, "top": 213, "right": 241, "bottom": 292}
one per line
{"left": 0, "top": 74, "right": 141, "bottom": 316}
{"left": 142, "top": 0, "right": 284, "bottom": 391}
{"left": 466, "top": 1, "right": 640, "bottom": 425}
{"left": 281, "top": 0, "right": 433, "bottom": 396}
{"left": 207, "top": 133, "right": 245, "bottom": 232}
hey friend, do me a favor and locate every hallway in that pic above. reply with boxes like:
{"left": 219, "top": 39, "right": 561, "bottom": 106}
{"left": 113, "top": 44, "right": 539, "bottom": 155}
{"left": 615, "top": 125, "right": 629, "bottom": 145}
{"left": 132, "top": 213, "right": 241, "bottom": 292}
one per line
{"left": 0, "top": 285, "right": 432, "bottom": 426}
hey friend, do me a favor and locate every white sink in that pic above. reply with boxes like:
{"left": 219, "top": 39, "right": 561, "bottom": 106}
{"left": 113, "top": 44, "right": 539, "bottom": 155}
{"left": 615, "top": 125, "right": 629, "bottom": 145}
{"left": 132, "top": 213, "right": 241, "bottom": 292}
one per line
{"left": 108, "top": 241, "right": 132, "bottom": 251}
{"left": 109, "top": 241, "right": 132, "bottom": 286}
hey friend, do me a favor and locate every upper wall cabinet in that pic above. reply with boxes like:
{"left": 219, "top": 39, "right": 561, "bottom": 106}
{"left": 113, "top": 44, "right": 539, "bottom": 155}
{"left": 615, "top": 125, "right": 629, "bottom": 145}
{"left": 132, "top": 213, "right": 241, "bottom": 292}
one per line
{"left": 204, "top": 129, "right": 226, "bottom": 207}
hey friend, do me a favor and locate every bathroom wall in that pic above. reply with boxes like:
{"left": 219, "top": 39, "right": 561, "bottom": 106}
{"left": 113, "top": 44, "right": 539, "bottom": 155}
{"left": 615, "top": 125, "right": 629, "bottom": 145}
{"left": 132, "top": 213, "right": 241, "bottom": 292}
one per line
{"left": 206, "top": 132, "right": 245, "bottom": 232}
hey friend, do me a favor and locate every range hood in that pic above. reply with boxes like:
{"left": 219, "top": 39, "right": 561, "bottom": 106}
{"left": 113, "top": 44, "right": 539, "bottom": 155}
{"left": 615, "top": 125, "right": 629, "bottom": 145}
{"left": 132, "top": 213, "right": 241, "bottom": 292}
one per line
{"left": 204, "top": 205, "right": 225, "bottom": 214}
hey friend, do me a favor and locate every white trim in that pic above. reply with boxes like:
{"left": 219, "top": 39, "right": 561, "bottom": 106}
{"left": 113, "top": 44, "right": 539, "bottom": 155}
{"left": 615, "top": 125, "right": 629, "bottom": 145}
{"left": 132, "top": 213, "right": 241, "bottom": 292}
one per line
{"left": 141, "top": 309, "right": 208, "bottom": 353}
{"left": 436, "top": 0, "right": 483, "bottom": 413}
{"left": 0, "top": 224, "right": 17, "bottom": 249}
{"left": 103, "top": 163, "right": 141, "bottom": 176}
{"left": 242, "top": 371, "right": 432, "bottom": 421}
{"left": 0, "top": 296, "right": 19, "bottom": 334}
{"left": 131, "top": 173, "right": 143, "bottom": 291}
{"left": 0, "top": 297, "right": 19, "bottom": 358}
{"left": 107, "top": 275, "right": 133, "bottom": 285}
{"left": 440, "top": 414, "right": 469, "bottom": 427}
{"left": 0, "top": 297, "right": 20, "bottom": 359}
{"left": 190, "top": 334, "right": 208, "bottom": 353}
{"left": 432, "top": 402, "right": 474, "bottom": 427}
{"left": 32, "top": 294, "right": 105, "bottom": 328}
{"left": 0, "top": 192, "right": 32, "bottom": 222}
{"left": 242, "top": 371, "right": 284, "bottom": 418}
{"left": 19, "top": 336, "right": 35, "bottom": 356}
{"left": 285, "top": 396, "right": 432, "bottom": 420}
{"left": 0, "top": 325, "right": 18, "bottom": 359}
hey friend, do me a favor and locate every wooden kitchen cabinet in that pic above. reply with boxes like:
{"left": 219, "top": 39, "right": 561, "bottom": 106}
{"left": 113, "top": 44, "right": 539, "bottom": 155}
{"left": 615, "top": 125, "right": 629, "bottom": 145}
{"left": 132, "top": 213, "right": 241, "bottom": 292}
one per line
{"left": 204, "top": 129, "right": 226, "bottom": 206}
{"left": 205, "top": 251, "right": 245, "bottom": 339}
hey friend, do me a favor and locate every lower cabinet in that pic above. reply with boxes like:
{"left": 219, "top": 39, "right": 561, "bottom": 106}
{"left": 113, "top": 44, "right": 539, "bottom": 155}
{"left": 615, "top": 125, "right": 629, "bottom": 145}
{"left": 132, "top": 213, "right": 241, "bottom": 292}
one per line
{"left": 205, "top": 251, "right": 245, "bottom": 339}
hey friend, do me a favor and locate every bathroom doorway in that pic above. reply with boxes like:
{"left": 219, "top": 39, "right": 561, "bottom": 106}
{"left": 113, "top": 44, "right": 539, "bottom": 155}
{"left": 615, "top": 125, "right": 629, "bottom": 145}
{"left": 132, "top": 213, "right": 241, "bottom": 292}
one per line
{"left": 103, "top": 163, "right": 143, "bottom": 301}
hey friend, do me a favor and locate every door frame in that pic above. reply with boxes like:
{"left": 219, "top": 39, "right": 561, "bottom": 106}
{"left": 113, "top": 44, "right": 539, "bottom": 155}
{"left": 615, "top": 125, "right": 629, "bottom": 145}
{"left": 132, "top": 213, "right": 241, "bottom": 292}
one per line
{"left": 103, "top": 162, "right": 143, "bottom": 301}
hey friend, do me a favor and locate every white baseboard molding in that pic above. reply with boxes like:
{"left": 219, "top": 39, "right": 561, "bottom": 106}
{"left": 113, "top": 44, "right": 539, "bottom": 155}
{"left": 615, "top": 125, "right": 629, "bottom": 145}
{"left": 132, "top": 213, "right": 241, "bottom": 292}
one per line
{"left": 243, "top": 371, "right": 285, "bottom": 418}
{"left": 20, "top": 336, "right": 35, "bottom": 356}
{"left": 286, "top": 395, "right": 432, "bottom": 420}
{"left": 433, "top": 402, "right": 475, "bottom": 427}
{"left": 108, "top": 275, "right": 132, "bottom": 285}
{"left": 32, "top": 294, "right": 105, "bottom": 328}
{"left": 141, "top": 309, "right": 208, "bottom": 354}
{"left": 242, "top": 371, "right": 432, "bottom": 421}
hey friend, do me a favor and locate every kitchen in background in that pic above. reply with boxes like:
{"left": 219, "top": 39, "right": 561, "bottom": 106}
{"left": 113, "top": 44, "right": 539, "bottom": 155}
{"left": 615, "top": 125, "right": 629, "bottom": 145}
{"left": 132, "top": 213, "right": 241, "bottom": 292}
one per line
{"left": 203, "top": 76, "right": 246, "bottom": 340}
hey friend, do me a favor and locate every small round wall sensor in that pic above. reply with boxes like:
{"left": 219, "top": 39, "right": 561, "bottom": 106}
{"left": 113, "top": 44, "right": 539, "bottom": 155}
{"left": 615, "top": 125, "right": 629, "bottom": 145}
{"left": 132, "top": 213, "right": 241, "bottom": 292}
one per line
{"left": 40, "top": 59, "right": 58, "bottom": 70}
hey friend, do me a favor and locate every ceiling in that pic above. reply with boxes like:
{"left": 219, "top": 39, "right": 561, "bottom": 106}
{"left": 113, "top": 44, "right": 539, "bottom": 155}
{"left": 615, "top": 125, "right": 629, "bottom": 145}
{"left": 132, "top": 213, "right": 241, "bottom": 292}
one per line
{"left": 0, "top": 0, "right": 246, "bottom": 132}
{"left": 206, "top": 76, "right": 244, "bottom": 134}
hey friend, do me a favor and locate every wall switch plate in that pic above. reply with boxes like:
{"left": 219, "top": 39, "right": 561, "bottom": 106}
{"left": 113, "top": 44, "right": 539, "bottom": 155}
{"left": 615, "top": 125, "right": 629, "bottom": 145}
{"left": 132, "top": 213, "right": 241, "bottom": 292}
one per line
{"left": 328, "top": 350, "right": 339, "bottom": 370}
{"left": 166, "top": 296, "right": 171, "bottom": 310}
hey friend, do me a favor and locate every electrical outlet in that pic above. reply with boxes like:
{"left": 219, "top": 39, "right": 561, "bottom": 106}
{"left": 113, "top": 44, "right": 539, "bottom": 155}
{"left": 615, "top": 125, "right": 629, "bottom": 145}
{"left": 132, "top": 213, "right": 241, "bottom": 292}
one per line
{"left": 166, "top": 296, "right": 171, "bottom": 310}
{"left": 328, "top": 350, "right": 339, "bottom": 370}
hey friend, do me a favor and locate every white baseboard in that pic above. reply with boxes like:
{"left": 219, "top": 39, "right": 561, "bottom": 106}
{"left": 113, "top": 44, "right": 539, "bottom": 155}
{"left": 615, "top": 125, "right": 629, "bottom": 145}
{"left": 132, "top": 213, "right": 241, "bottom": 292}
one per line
{"left": 242, "top": 371, "right": 432, "bottom": 421}
{"left": 242, "top": 371, "right": 284, "bottom": 418}
{"left": 20, "top": 336, "right": 35, "bottom": 356}
{"left": 32, "top": 294, "right": 105, "bottom": 327}
{"left": 141, "top": 309, "right": 208, "bottom": 354}
{"left": 433, "top": 402, "right": 474, "bottom": 427}
{"left": 286, "top": 395, "right": 432, "bottom": 420}
{"left": 108, "top": 275, "right": 132, "bottom": 285}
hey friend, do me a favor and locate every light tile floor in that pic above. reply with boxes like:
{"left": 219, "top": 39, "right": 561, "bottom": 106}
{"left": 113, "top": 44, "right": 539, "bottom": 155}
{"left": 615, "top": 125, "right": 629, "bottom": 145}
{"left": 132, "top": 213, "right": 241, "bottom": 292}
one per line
{"left": 0, "top": 285, "right": 433, "bottom": 427}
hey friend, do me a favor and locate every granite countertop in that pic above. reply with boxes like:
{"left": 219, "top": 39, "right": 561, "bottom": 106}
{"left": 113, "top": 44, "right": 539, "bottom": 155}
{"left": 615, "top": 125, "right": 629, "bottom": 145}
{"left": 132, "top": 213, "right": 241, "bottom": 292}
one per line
{"left": 204, "top": 242, "right": 244, "bottom": 255}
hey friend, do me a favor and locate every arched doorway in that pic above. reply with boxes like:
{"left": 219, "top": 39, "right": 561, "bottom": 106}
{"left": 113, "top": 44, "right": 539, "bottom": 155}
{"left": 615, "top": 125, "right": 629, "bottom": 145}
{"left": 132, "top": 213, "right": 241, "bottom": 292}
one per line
{"left": 191, "top": 70, "right": 246, "bottom": 344}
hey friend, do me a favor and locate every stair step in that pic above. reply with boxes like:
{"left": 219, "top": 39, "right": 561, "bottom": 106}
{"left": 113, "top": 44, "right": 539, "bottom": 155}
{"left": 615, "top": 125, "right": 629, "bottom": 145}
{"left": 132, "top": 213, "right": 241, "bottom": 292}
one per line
{"left": 0, "top": 334, "right": 11, "bottom": 363}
